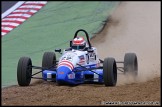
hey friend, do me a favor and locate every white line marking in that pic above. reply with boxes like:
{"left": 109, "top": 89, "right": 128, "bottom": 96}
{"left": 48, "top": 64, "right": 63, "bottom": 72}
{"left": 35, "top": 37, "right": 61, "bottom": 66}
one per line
{"left": 2, "top": 27, "right": 13, "bottom": 31}
{"left": 2, "top": 1, "right": 25, "bottom": 19}
{"left": 25, "top": 1, "right": 47, "bottom": 4}
{"left": 19, "top": 5, "right": 42, "bottom": 9}
{"left": 2, "top": 18, "right": 26, "bottom": 22}
{"left": 2, "top": 22, "right": 19, "bottom": 26}
{"left": 8, "top": 14, "right": 31, "bottom": 18}
{"left": 2, "top": 32, "right": 7, "bottom": 36}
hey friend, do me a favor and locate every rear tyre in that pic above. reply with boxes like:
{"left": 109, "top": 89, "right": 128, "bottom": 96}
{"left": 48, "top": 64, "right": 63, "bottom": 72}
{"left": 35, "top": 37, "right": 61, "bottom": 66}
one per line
{"left": 17, "top": 57, "right": 32, "bottom": 86}
{"left": 124, "top": 53, "right": 138, "bottom": 76}
{"left": 103, "top": 58, "right": 117, "bottom": 86}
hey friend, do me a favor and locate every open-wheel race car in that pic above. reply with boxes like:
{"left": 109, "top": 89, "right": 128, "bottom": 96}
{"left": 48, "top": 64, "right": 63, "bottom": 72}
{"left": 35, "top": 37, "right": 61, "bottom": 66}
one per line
{"left": 17, "top": 29, "right": 138, "bottom": 87}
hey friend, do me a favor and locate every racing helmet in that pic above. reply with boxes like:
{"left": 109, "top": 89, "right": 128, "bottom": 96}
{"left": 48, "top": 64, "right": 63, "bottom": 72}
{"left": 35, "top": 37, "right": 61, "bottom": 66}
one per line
{"left": 71, "top": 37, "right": 86, "bottom": 50}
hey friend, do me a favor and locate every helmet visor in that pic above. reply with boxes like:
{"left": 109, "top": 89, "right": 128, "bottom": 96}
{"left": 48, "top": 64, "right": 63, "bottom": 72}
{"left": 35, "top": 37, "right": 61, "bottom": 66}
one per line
{"left": 72, "top": 45, "right": 85, "bottom": 50}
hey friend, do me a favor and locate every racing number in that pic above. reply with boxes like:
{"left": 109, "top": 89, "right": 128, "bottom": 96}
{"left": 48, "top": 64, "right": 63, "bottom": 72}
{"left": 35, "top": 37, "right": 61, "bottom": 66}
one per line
{"left": 88, "top": 53, "right": 96, "bottom": 60}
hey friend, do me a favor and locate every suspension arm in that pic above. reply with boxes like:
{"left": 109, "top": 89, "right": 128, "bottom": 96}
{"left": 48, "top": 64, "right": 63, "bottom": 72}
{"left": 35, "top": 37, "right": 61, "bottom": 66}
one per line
{"left": 76, "top": 63, "right": 103, "bottom": 77}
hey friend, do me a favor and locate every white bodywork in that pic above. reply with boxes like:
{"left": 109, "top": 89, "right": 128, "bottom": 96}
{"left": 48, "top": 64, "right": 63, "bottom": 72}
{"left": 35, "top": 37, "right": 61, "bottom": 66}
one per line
{"left": 58, "top": 47, "right": 100, "bottom": 70}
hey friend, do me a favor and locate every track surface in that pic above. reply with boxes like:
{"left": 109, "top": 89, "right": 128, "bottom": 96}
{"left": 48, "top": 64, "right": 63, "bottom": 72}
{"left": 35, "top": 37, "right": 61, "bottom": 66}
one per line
{"left": 1, "top": 1, "right": 18, "bottom": 13}
{"left": 2, "top": 2, "right": 160, "bottom": 106}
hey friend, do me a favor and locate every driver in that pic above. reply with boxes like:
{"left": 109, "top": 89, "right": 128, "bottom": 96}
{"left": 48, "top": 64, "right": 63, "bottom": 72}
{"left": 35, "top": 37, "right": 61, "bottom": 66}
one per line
{"left": 71, "top": 37, "right": 86, "bottom": 51}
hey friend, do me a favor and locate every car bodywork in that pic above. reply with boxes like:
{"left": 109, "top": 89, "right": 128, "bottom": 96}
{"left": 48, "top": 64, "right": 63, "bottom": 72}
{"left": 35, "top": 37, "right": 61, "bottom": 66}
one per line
{"left": 17, "top": 29, "right": 138, "bottom": 86}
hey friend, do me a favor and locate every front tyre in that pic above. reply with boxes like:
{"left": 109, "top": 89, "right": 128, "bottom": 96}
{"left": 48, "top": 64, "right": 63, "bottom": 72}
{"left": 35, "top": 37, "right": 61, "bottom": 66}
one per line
{"left": 103, "top": 58, "right": 117, "bottom": 86}
{"left": 17, "top": 57, "right": 32, "bottom": 86}
{"left": 42, "top": 52, "right": 56, "bottom": 69}
{"left": 42, "top": 52, "right": 56, "bottom": 80}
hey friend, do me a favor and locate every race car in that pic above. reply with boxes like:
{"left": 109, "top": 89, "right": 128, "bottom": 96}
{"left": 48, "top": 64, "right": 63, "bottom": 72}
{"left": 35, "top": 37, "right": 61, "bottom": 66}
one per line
{"left": 17, "top": 29, "right": 138, "bottom": 87}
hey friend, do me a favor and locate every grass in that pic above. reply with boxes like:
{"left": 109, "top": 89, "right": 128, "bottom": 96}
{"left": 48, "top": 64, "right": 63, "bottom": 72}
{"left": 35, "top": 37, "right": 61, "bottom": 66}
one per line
{"left": 2, "top": 1, "right": 119, "bottom": 87}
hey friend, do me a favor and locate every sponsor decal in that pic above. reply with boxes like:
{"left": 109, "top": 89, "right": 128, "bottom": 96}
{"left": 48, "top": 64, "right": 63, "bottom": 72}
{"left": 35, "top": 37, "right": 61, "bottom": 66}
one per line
{"left": 79, "top": 55, "right": 84, "bottom": 60}
{"left": 60, "top": 52, "right": 76, "bottom": 62}
{"left": 58, "top": 71, "right": 64, "bottom": 74}
{"left": 68, "top": 72, "right": 75, "bottom": 79}
{"left": 79, "top": 55, "right": 85, "bottom": 64}
{"left": 88, "top": 53, "right": 96, "bottom": 61}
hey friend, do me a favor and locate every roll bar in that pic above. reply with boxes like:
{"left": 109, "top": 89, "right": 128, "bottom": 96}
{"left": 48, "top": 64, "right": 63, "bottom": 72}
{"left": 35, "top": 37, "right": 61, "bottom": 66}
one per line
{"left": 74, "top": 29, "right": 92, "bottom": 49}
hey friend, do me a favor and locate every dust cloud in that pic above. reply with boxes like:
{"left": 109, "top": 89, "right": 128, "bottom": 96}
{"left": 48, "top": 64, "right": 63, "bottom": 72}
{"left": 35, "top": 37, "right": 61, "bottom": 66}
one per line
{"left": 92, "top": 2, "right": 160, "bottom": 85}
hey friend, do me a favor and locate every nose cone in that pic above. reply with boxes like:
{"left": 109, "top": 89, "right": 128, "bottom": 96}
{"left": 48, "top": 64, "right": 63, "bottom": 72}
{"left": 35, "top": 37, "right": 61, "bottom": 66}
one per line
{"left": 56, "top": 66, "right": 71, "bottom": 83}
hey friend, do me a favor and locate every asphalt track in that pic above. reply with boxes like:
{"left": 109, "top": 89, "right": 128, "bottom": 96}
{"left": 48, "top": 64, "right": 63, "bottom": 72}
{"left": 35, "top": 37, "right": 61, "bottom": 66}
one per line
{"left": 1, "top": 1, "right": 18, "bottom": 13}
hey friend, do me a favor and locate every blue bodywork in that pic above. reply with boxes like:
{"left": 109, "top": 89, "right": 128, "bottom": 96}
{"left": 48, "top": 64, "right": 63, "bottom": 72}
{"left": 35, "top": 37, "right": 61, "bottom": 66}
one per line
{"left": 42, "top": 64, "right": 103, "bottom": 85}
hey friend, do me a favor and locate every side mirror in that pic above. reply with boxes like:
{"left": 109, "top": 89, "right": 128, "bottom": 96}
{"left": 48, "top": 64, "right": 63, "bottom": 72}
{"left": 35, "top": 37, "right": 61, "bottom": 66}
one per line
{"left": 55, "top": 49, "right": 61, "bottom": 53}
{"left": 87, "top": 48, "right": 94, "bottom": 53}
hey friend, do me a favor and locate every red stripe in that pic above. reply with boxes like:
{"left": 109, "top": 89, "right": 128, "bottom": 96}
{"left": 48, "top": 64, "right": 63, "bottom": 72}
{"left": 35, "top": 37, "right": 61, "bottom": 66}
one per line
{"left": 73, "top": 41, "right": 82, "bottom": 44}
{"left": 59, "top": 62, "right": 74, "bottom": 69}
{"left": 73, "top": 39, "right": 84, "bottom": 42}
{"left": 73, "top": 37, "right": 84, "bottom": 44}
{"left": 60, "top": 60, "right": 74, "bottom": 69}
{"left": 2, "top": 25, "right": 17, "bottom": 29}
{"left": 11, "top": 12, "right": 35, "bottom": 15}
{"left": 6, "top": 16, "right": 29, "bottom": 20}
{"left": 2, "top": 20, "right": 23, "bottom": 24}
{"left": 58, "top": 63, "right": 73, "bottom": 70}
{"left": 17, "top": 8, "right": 40, "bottom": 11}
{"left": 73, "top": 42, "right": 84, "bottom": 45}
{"left": 58, "top": 61, "right": 74, "bottom": 70}
{"left": 2, "top": 30, "right": 10, "bottom": 33}
{"left": 22, "top": 3, "right": 45, "bottom": 6}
